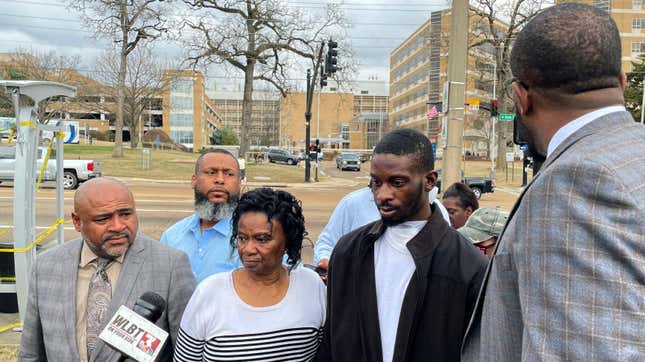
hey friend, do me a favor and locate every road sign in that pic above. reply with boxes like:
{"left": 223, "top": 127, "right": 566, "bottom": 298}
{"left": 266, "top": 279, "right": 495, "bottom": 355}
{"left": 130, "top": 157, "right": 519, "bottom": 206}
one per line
{"left": 499, "top": 113, "right": 515, "bottom": 121}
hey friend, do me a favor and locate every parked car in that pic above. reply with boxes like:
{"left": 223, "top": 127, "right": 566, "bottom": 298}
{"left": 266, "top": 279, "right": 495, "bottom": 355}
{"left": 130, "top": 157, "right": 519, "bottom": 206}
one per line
{"left": 335, "top": 152, "right": 361, "bottom": 171}
{"left": 266, "top": 148, "right": 300, "bottom": 165}
{"left": 435, "top": 169, "right": 494, "bottom": 199}
{"left": 0, "top": 146, "right": 102, "bottom": 189}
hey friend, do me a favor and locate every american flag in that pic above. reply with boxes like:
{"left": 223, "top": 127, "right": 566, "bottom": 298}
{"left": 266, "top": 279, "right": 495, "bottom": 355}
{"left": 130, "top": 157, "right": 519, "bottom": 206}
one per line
{"left": 426, "top": 103, "right": 443, "bottom": 120}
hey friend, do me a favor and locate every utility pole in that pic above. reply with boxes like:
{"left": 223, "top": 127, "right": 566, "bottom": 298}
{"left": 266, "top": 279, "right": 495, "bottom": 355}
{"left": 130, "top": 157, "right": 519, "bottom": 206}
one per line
{"left": 443, "top": 0, "right": 469, "bottom": 189}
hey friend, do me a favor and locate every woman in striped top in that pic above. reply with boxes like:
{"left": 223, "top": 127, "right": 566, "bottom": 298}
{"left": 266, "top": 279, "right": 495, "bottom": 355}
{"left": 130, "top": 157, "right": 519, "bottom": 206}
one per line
{"left": 174, "top": 188, "right": 326, "bottom": 362}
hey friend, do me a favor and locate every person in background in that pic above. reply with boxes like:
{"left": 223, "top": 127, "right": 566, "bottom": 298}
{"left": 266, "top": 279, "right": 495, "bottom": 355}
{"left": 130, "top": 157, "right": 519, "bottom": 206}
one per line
{"left": 313, "top": 185, "right": 449, "bottom": 274}
{"left": 457, "top": 207, "right": 508, "bottom": 257}
{"left": 317, "top": 129, "right": 487, "bottom": 361}
{"left": 161, "top": 149, "right": 243, "bottom": 283}
{"left": 238, "top": 156, "right": 246, "bottom": 182}
{"left": 462, "top": 4, "right": 645, "bottom": 360}
{"left": 441, "top": 182, "right": 479, "bottom": 229}
{"left": 174, "top": 188, "right": 326, "bottom": 361}
{"left": 19, "top": 178, "right": 195, "bottom": 362}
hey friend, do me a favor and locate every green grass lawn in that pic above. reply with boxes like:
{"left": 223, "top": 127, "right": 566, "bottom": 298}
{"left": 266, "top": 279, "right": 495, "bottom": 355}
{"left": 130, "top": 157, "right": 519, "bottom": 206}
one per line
{"left": 62, "top": 145, "right": 324, "bottom": 183}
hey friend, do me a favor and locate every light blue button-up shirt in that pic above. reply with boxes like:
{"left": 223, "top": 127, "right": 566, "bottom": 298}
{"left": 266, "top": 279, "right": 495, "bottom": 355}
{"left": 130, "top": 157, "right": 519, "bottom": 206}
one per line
{"left": 161, "top": 214, "right": 242, "bottom": 283}
{"left": 313, "top": 187, "right": 450, "bottom": 264}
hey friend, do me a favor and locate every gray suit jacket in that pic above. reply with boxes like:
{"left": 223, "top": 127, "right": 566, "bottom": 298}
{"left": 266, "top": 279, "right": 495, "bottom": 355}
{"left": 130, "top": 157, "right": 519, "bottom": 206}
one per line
{"left": 18, "top": 234, "right": 196, "bottom": 362}
{"left": 462, "top": 111, "right": 645, "bottom": 361}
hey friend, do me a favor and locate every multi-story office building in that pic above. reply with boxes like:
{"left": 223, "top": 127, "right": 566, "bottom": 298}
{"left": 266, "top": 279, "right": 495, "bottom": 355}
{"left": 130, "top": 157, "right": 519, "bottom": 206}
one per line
{"left": 557, "top": 0, "right": 645, "bottom": 72}
{"left": 389, "top": 9, "right": 507, "bottom": 157}
{"left": 280, "top": 81, "right": 388, "bottom": 149}
{"left": 208, "top": 87, "right": 281, "bottom": 147}
{"left": 162, "top": 70, "right": 222, "bottom": 151}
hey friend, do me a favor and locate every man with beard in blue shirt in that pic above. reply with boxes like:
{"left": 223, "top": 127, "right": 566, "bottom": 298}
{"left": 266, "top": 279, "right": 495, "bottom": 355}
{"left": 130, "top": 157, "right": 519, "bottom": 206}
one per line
{"left": 161, "top": 149, "right": 243, "bottom": 282}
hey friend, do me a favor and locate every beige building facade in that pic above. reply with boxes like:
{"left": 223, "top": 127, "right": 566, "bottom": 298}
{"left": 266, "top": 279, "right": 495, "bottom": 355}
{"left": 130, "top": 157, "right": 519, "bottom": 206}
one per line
{"left": 557, "top": 0, "right": 645, "bottom": 72}
{"left": 389, "top": 9, "right": 507, "bottom": 157}
{"left": 162, "top": 70, "right": 222, "bottom": 151}
{"left": 280, "top": 81, "right": 388, "bottom": 149}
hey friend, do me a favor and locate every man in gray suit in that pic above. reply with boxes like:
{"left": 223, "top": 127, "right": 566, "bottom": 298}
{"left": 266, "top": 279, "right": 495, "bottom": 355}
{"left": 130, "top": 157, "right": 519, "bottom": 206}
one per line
{"left": 462, "top": 3, "right": 645, "bottom": 360}
{"left": 19, "top": 178, "right": 196, "bottom": 361}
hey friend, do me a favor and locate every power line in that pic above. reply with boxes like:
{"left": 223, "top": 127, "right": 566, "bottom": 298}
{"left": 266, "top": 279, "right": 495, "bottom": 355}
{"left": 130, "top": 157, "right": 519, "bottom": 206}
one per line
{"left": 1, "top": 0, "right": 440, "bottom": 13}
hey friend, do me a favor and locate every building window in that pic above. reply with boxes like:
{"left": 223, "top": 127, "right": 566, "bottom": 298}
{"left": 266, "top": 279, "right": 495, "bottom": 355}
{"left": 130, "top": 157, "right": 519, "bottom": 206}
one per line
{"left": 170, "top": 79, "right": 193, "bottom": 94}
{"left": 170, "top": 95, "right": 193, "bottom": 111}
{"left": 169, "top": 130, "right": 193, "bottom": 144}
{"left": 340, "top": 124, "right": 349, "bottom": 141}
{"left": 634, "top": 0, "right": 643, "bottom": 9}
{"left": 170, "top": 114, "right": 193, "bottom": 127}
{"left": 632, "top": 42, "right": 645, "bottom": 54}
{"left": 593, "top": 0, "right": 610, "bottom": 12}
{"left": 634, "top": 18, "right": 645, "bottom": 31}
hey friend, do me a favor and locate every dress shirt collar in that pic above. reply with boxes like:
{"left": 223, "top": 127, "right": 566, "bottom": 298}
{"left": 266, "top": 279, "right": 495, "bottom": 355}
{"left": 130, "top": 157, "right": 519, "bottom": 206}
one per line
{"left": 547, "top": 105, "right": 626, "bottom": 157}
{"left": 190, "top": 213, "right": 232, "bottom": 235}
{"left": 79, "top": 239, "right": 126, "bottom": 267}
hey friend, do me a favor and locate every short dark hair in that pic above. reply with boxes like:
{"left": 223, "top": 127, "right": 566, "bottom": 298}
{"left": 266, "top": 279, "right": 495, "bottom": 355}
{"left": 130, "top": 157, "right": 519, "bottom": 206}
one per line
{"left": 195, "top": 149, "right": 240, "bottom": 175}
{"left": 373, "top": 128, "right": 434, "bottom": 171}
{"left": 230, "top": 188, "right": 306, "bottom": 269}
{"left": 442, "top": 182, "right": 479, "bottom": 211}
{"left": 511, "top": 3, "right": 621, "bottom": 94}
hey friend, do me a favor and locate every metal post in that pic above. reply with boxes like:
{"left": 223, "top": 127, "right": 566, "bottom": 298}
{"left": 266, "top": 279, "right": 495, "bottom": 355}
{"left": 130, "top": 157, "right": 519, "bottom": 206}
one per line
{"left": 491, "top": 59, "right": 497, "bottom": 179}
{"left": 56, "top": 122, "right": 64, "bottom": 246}
{"left": 641, "top": 77, "right": 645, "bottom": 125}
{"left": 443, "top": 0, "right": 469, "bottom": 189}
{"left": 305, "top": 70, "right": 312, "bottom": 183}
{"left": 0, "top": 81, "right": 76, "bottom": 323}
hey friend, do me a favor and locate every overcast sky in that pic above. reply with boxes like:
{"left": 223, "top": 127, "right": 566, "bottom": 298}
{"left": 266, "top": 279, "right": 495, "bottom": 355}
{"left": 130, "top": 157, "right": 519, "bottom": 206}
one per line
{"left": 0, "top": 0, "right": 449, "bottom": 90}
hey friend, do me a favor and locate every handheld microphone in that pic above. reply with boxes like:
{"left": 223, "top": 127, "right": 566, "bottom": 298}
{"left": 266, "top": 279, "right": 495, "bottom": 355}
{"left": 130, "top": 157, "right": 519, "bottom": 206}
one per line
{"left": 133, "top": 292, "right": 166, "bottom": 323}
{"left": 99, "top": 292, "right": 169, "bottom": 362}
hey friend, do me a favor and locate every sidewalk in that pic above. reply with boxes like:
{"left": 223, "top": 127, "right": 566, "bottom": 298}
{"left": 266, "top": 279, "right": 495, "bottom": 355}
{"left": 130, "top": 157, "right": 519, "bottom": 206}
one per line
{"left": 0, "top": 312, "right": 20, "bottom": 360}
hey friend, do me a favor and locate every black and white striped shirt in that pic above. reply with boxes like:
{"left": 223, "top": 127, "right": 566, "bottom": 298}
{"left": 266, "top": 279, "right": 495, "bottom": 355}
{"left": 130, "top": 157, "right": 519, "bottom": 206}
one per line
{"left": 173, "top": 267, "right": 326, "bottom": 362}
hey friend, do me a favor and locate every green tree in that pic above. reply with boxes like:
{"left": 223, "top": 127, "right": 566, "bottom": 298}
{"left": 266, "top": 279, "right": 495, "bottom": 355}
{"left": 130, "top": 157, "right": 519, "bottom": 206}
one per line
{"left": 625, "top": 60, "right": 645, "bottom": 122}
{"left": 210, "top": 127, "right": 239, "bottom": 145}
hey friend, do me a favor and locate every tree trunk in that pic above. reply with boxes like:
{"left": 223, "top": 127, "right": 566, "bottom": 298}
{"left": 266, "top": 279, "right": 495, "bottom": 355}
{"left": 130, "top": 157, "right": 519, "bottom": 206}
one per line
{"left": 495, "top": 127, "right": 506, "bottom": 169}
{"left": 113, "top": 48, "right": 126, "bottom": 157}
{"left": 113, "top": 0, "right": 127, "bottom": 157}
{"left": 240, "top": 60, "right": 255, "bottom": 157}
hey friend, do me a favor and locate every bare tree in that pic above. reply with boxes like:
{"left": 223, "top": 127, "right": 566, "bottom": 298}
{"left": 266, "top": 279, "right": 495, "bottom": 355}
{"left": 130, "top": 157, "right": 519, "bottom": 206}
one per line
{"left": 470, "top": 0, "right": 551, "bottom": 168}
{"left": 95, "top": 46, "right": 167, "bottom": 148}
{"left": 70, "top": 0, "right": 169, "bottom": 157}
{"left": 0, "top": 50, "right": 85, "bottom": 122}
{"left": 181, "top": 0, "right": 346, "bottom": 156}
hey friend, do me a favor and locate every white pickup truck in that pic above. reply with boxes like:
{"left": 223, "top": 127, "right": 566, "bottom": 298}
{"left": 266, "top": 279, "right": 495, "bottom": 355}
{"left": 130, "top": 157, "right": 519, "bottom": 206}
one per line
{"left": 0, "top": 146, "right": 102, "bottom": 189}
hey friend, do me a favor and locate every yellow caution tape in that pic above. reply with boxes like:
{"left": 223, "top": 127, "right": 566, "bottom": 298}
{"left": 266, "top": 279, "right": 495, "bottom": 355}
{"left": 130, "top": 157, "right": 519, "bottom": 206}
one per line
{"left": 0, "top": 322, "right": 22, "bottom": 333}
{"left": 19, "top": 121, "right": 36, "bottom": 128}
{"left": 0, "top": 277, "right": 15, "bottom": 282}
{"left": 0, "top": 218, "right": 64, "bottom": 253}
{"left": 36, "top": 134, "right": 56, "bottom": 189}
{"left": 6, "top": 125, "right": 15, "bottom": 144}
{"left": 0, "top": 228, "right": 11, "bottom": 238}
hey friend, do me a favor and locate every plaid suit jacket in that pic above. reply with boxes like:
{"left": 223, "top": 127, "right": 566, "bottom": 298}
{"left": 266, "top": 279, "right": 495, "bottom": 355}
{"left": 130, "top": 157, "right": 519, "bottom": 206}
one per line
{"left": 462, "top": 111, "right": 645, "bottom": 361}
{"left": 18, "top": 234, "right": 196, "bottom": 362}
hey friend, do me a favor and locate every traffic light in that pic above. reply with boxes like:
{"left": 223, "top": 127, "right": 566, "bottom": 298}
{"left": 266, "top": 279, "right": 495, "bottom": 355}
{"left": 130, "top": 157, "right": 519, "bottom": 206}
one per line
{"left": 325, "top": 39, "right": 338, "bottom": 75}
{"left": 491, "top": 100, "right": 499, "bottom": 117}
{"left": 315, "top": 138, "right": 320, "bottom": 152}
{"left": 320, "top": 66, "right": 328, "bottom": 88}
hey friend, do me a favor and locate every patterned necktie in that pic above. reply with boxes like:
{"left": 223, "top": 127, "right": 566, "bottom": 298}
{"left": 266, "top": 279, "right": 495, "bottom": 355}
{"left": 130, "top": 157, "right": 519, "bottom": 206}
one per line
{"left": 86, "top": 258, "right": 113, "bottom": 359}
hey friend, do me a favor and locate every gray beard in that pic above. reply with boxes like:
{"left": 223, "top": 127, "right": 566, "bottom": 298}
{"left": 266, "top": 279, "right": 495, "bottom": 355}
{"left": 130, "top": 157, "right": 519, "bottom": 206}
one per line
{"left": 194, "top": 191, "right": 238, "bottom": 222}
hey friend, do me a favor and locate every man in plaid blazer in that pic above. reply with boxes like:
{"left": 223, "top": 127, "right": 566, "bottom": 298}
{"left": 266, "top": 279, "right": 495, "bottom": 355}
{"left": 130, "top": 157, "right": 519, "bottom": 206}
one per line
{"left": 462, "top": 4, "right": 645, "bottom": 361}
{"left": 18, "top": 178, "right": 196, "bottom": 361}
